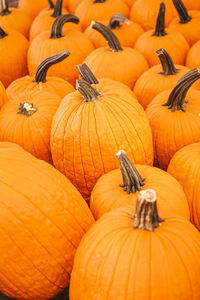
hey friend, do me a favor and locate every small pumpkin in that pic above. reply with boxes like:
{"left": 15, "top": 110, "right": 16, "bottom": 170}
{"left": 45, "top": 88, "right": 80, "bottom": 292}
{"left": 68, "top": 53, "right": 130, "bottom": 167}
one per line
{"left": 146, "top": 68, "right": 200, "bottom": 170}
{"left": 70, "top": 189, "right": 200, "bottom": 300}
{"left": 51, "top": 79, "right": 153, "bottom": 200}
{"left": 75, "top": 0, "right": 129, "bottom": 30}
{"left": 85, "top": 14, "right": 144, "bottom": 48}
{"left": 84, "top": 22, "right": 149, "bottom": 89}
{"left": 7, "top": 51, "right": 75, "bottom": 99}
{"left": 18, "top": 0, "right": 49, "bottom": 21}
{"left": 186, "top": 40, "right": 200, "bottom": 69}
{"left": 28, "top": 14, "right": 94, "bottom": 86}
{"left": 91, "top": 150, "right": 189, "bottom": 220}
{"left": 168, "top": 142, "right": 200, "bottom": 230}
{"left": 0, "top": 142, "right": 94, "bottom": 300}
{"left": 134, "top": 3, "right": 189, "bottom": 67}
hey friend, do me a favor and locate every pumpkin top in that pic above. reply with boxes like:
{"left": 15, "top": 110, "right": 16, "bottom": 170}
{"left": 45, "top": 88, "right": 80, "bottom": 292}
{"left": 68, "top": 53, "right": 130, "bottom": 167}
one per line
{"left": 153, "top": 2, "right": 167, "bottom": 36}
{"left": 50, "top": 14, "right": 79, "bottom": 39}
{"left": 108, "top": 13, "right": 129, "bottom": 29}
{"left": 51, "top": 0, "right": 63, "bottom": 18}
{"left": 77, "top": 63, "right": 99, "bottom": 84}
{"left": 0, "top": 0, "right": 11, "bottom": 16}
{"left": 156, "top": 48, "right": 178, "bottom": 76}
{"left": 76, "top": 79, "right": 102, "bottom": 102}
{"left": 172, "top": 0, "right": 192, "bottom": 24}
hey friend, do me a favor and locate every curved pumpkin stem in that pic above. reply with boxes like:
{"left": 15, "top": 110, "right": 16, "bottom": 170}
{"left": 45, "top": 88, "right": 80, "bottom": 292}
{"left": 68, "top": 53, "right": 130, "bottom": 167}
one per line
{"left": 76, "top": 64, "right": 99, "bottom": 84}
{"left": 34, "top": 51, "right": 70, "bottom": 83}
{"left": 0, "top": 0, "right": 11, "bottom": 16}
{"left": 76, "top": 80, "right": 102, "bottom": 102}
{"left": 91, "top": 21, "right": 123, "bottom": 52}
{"left": 153, "top": 2, "right": 167, "bottom": 37}
{"left": 132, "top": 189, "right": 164, "bottom": 231}
{"left": 156, "top": 48, "right": 178, "bottom": 76}
{"left": 0, "top": 27, "right": 7, "bottom": 38}
{"left": 18, "top": 103, "right": 37, "bottom": 117}
{"left": 172, "top": 0, "right": 191, "bottom": 24}
{"left": 51, "top": 0, "right": 63, "bottom": 18}
{"left": 108, "top": 14, "right": 129, "bottom": 29}
{"left": 163, "top": 68, "right": 200, "bottom": 112}
{"left": 48, "top": 0, "right": 54, "bottom": 9}
{"left": 116, "top": 150, "right": 145, "bottom": 194}
{"left": 50, "top": 14, "right": 79, "bottom": 39}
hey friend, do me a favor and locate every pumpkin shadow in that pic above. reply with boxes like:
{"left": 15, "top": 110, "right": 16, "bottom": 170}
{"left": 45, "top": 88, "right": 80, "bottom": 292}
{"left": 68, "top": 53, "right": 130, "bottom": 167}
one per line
{"left": 0, "top": 288, "right": 69, "bottom": 300}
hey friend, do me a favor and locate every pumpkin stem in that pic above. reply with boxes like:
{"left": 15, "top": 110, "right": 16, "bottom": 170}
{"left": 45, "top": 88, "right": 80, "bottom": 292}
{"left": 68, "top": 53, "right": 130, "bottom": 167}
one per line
{"left": 76, "top": 64, "right": 99, "bottom": 84}
{"left": 0, "top": 27, "right": 7, "bottom": 38}
{"left": 91, "top": 21, "right": 123, "bottom": 52}
{"left": 17, "top": 103, "right": 37, "bottom": 117}
{"left": 108, "top": 14, "right": 129, "bottom": 29}
{"left": 132, "top": 189, "right": 164, "bottom": 231}
{"left": 116, "top": 150, "right": 145, "bottom": 194}
{"left": 48, "top": 0, "right": 54, "bottom": 9}
{"left": 172, "top": 0, "right": 191, "bottom": 24}
{"left": 50, "top": 14, "right": 79, "bottom": 38}
{"left": 163, "top": 68, "right": 200, "bottom": 112}
{"left": 76, "top": 80, "right": 102, "bottom": 102}
{"left": 51, "top": 0, "right": 63, "bottom": 18}
{"left": 34, "top": 51, "right": 70, "bottom": 83}
{"left": 153, "top": 2, "right": 167, "bottom": 36}
{"left": 93, "top": 0, "right": 106, "bottom": 3}
{"left": 0, "top": 0, "right": 11, "bottom": 15}
{"left": 156, "top": 48, "right": 178, "bottom": 76}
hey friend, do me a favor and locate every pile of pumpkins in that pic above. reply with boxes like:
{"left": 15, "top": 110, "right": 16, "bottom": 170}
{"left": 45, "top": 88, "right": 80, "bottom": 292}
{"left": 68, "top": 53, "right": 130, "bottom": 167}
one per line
{"left": 0, "top": 0, "right": 200, "bottom": 299}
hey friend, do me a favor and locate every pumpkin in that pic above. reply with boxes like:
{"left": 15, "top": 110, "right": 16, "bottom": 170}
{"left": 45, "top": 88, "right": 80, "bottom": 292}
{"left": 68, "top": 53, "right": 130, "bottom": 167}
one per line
{"left": 84, "top": 14, "right": 144, "bottom": 48}
{"left": 122, "top": 0, "right": 135, "bottom": 8}
{"left": 70, "top": 189, "right": 200, "bottom": 300}
{"left": 67, "top": 0, "right": 82, "bottom": 13}
{"left": 130, "top": 0, "right": 177, "bottom": 31}
{"left": 0, "top": 27, "right": 28, "bottom": 88}
{"left": 91, "top": 150, "right": 189, "bottom": 220}
{"left": 18, "top": 0, "right": 49, "bottom": 21}
{"left": 0, "top": 0, "right": 31, "bottom": 38}
{"left": 168, "top": 142, "right": 200, "bottom": 230}
{"left": 84, "top": 22, "right": 148, "bottom": 89}
{"left": 75, "top": 0, "right": 129, "bottom": 30}
{"left": 7, "top": 51, "right": 75, "bottom": 99}
{"left": 134, "top": 3, "right": 189, "bottom": 67}
{"left": 146, "top": 68, "right": 200, "bottom": 170}
{"left": 0, "top": 81, "right": 8, "bottom": 108}
{"left": 0, "top": 142, "right": 94, "bottom": 300}
{"left": 0, "top": 90, "right": 61, "bottom": 163}
{"left": 28, "top": 14, "right": 94, "bottom": 86}
{"left": 134, "top": 48, "right": 192, "bottom": 109}
{"left": 186, "top": 40, "right": 200, "bottom": 69}
{"left": 168, "top": 0, "right": 200, "bottom": 46}
{"left": 183, "top": 0, "right": 200, "bottom": 10}
{"left": 51, "top": 79, "right": 153, "bottom": 201}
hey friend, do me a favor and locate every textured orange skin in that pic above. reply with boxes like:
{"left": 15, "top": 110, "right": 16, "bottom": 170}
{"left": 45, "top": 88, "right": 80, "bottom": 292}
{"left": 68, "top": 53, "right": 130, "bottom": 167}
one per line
{"left": 6, "top": 75, "right": 75, "bottom": 99}
{"left": 91, "top": 164, "right": 190, "bottom": 220}
{"left": 168, "top": 143, "right": 200, "bottom": 230}
{"left": 186, "top": 40, "right": 200, "bottom": 69}
{"left": 169, "top": 11, "right": 200, "bottom": 47}
{"left": 0, "top": 81, "right": 8, "bottom": 109}
{"left": 0, "top": 31, "right": 28, "bottom": 88}
{"left": 51, "top": 83, "right": 153, "bottom": 200}
{"left": 135, "top": 29, "right": 189, "bottom": 67}
{"left": 75, "top": 0, "right": 129, "bottom": 30}
{"left": 0, "top": 142, "right": 94, "bottom": 300}
{"left": 134, "top": 64, "right": 192, "bottom": 109}
{"left": 0, "top": 90, "right": 61, "bottom": 163}
{"left": 85, "top": 19, "right": 144, "bottom": 48}
{"left": 18, "top": 0, "right": 48, "bottom": 20}
{"left": 28, "top": 28, "right": 94, "bottom": 86}
{"left": 130, "top": 0, "right": 177, "bottom": 30}
{"left": 84, "top": 47, "right": 149, "bottom": 89}
{"left": 146, "top": 88, "right": 200, "bottom": 170}
{"left": 70, "top": 206, "right": 200, "bottom": 300}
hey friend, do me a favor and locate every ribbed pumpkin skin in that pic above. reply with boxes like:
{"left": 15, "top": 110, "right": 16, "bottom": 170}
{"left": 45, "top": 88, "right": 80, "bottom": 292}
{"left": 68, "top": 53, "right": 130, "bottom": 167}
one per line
{"left": 146, "top": 89, "right": 200, "bottom": 170}
{"left": 168, "top": 143, "right": 200, "bottom": 230}
{"left": 70, "top": 206, "right": 200, "bottom": 300}
{"left": 0, "top": 142, "right": 94, "bottom": 300}
{"left": 186, "top": 40, "right": 200, "bottom": 69}
{"left": 91, "top": 164, "right": 189, "bottom": 220}
{"left": 0, "top": 81, "right": 8, "bottom": 109}
{"left": 6, "top": 75, "right": 75, "bottom": 99}
{"left": 51, "top": 84, "right": 153, "bottom": 200}
{"left": 0, "top": 90, "right": 61, "bottom": 163}
{"left": 18, "top": 0, "right": 48, "bottom": 20}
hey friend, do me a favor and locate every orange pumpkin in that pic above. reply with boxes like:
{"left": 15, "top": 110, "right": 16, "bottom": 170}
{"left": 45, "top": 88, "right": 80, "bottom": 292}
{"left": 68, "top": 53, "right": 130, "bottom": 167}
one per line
{"left": 75, "top": 0, "right": 129, "bottom": 30}
{"left": 122, "top": 0, "right": 135, "bottom": 8}
{"left": 70, "top": 190, "right": 200, "bottom": 300}
{"left": 7, "top": 51, "right": 75, "bottom": 99}
{"left": 51, "top": 79, "right": 153, "bottom": 200}
{"left": 0, "top": 81, "right": 8, "bottom": 108}
{"left": 84, "top": 22, "right": 148, "bottom": 89}
{"left": 146, "top": 68, "right": 200, "bottom": 170}
{"left": 0, "top": 90, "right": 62, "bottom": 163}
{"left": 183, "top": 0, "right": 200, "bottom": 10}
{"left": 0, "top": 27, "right": 28, "bottom": 88}
{"left": 168, "top": 142, "right": 200, "bottom": 230}
{"left": 85, "top": 14, "right": 144, "bottom": 48}
{"left": 134, "top": 48, "right": 192, "bottom": 109}
{"left": 67, "top": 0, "right": 82, "bottom": 13}
{"left": 0, "top": 142, "right": 94, "bottom": 300}
{"left": 134, "top": 3, "right": 189, "bottom": 67}
{"left": 186, "top": 40, "right": 200, "bottom": 69}
{"left": 91, "top": 150, "right": 189, "bottom": 220}
{"left": 18, "top": 0, "right": 48, "bottom": 21}
{"left": 28, "top": 14, "right": 94, "bottom": 86}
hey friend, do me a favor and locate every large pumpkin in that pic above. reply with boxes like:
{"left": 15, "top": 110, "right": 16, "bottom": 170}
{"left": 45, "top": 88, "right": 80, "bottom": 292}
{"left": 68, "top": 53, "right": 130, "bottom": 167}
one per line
{"left": 51, "top": 79, "right": 153, "bottom": 200}
{"left": 0, "top": 142, "right": 94, "bottom": 300}
{"left": 70, "top": 189, "right": 200, "bottom": 300}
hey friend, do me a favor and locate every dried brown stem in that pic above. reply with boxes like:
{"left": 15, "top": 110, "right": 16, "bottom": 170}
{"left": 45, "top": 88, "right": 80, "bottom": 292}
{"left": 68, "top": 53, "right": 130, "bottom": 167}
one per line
{"left": 153, "top": 2, "right": 167, "bottom": 37}
{"left": 76, "top": 64, "right": 99, "bottom": 84}
{"left": 76, "top": 80, "right": 102, "bottom": 102}
{"left": 156, "top": 48, "right": 178, "bottom": 76}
